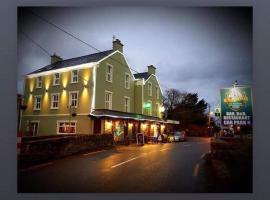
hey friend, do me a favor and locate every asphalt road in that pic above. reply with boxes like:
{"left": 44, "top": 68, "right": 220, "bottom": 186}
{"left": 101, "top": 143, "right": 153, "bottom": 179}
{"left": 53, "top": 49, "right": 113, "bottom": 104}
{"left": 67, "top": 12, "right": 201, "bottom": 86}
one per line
{"left": 18, "top": 137, "right": 211, "bottom": 193}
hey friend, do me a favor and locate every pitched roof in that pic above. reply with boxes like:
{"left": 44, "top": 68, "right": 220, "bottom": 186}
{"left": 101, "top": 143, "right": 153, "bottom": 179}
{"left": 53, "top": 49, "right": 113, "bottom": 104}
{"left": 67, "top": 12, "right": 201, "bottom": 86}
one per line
{"left": 28, "top": 49, "right": 115, "bottom": 75}
{"left": 133, "top": 72, "right": 151, "bottom": 80}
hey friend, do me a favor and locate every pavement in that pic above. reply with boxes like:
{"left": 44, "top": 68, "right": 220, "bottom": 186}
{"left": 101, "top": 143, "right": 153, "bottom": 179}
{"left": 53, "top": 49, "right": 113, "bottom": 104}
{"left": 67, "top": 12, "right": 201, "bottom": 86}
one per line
{"left": 18, "top": 137, "right": 211, "bottom": 193}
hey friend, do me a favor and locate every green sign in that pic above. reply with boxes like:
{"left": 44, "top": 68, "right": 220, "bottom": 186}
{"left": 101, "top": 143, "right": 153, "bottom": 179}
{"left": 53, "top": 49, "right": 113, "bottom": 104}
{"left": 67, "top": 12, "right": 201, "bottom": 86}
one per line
{"left": 220, "top": 86, "right": 253, "bottom": 126}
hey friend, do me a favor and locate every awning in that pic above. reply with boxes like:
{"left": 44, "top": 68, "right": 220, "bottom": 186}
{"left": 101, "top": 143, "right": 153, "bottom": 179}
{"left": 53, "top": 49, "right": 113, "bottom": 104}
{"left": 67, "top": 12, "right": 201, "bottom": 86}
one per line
{"left": 89, "top": 109, "right": 165, "bottom": 123}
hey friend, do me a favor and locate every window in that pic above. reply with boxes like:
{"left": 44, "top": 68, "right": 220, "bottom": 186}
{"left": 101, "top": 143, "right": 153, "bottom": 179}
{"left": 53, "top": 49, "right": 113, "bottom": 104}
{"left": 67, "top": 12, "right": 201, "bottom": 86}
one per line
{"left": 145, "top": 100, "right": 152, "bottom": 116}
{"left": 57, "top": 121, "right": 77, "bottom": 134}
{"left": 148, "top": 82, "right": 152, "bottom": 96}
{"left": 30, "top": 121, "right": 39, "bottom": 136}
{"left": 156, "top": 103, "right": 159, "bottom": 117}
{"left": 53, "top": 73, "right": 60, "bottom": 85}
{"left": 106, "top": 64, "right": 113, "bottom": 82}
{"left": 105, "top": 91, "right": 112, "bottom": 110}
{"left": 124, "top": 96, "right": 130, "bottom": 112}
{"left": 34, "top": 95, "right": 42, "bottom": 110}
{"left": 69, "top": 91, "right": 78, "bottom": 108}
{"left": 51, "top": 93, "right": 59, "bottom": 109}
{"left": 156, "top": 86, "right": 159, "bottom": 99}
{"left": 36, "top": 76, "right": 42, "bottom": 88}
{"left": 71, "top": 70, "right": 78, "bottom": 83}
{"left": 125, "top": 73, "right": 130, "bottom": 89}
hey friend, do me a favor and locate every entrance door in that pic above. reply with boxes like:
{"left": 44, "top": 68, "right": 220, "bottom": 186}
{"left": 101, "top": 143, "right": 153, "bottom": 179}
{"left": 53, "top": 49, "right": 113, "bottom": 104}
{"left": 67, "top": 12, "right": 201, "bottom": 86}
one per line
{"left": 93, "top": 119, "right": 101, "bottom": 134}
{"left": 30, "top": 122, "right": 39, "bottom": 136}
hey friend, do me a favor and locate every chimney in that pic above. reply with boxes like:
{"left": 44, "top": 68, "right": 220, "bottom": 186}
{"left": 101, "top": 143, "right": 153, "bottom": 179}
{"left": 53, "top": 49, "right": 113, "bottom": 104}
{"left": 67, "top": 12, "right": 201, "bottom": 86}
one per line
{"left": 113, "top": 38, "right": 124, "bottom": 53}
{"left": 147, "top": 65, "right": 156, "bottom": 75}
{"left": 51, "top": 53, "right": 62, "bottom": 64}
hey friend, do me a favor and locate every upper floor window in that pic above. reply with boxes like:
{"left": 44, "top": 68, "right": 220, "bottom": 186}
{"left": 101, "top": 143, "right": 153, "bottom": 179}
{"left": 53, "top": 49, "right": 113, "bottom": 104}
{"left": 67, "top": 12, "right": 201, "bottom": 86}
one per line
{"left": 124, "top": 96, "right": 130, "bottom": 112}
{"left": 53, "top": 73, "right": 60, "bottom": 85}
{"left": 51, "top": 93, "right": 59, "bottom": 109}
{"left": 148, "top": 82, "right": 152, "bottom": 96}
{"left": 146, "top": 100, "right": 152, "bottom": 116}
{"left": 34, "top": 95, "right": 42, "bottom": 110}
{"left": 69, "top": 91, "right": 78, "bottom": 108}
{"left": 36, "top": 76, "right": 42, "bottom": 88}
{"left": 106, "top": 64, "right": 113, "bottom": 82}
{"left": 125, "top": 73, "right": 130, "bottom": 89}
{"left": 71, "top": 70, "right": 78, "bottom": 83}
{"left": 105, "top": 91, "right": 112, "bottom": 110}
{"left": 156, "top": 86, "right": 159, "bottom": 99}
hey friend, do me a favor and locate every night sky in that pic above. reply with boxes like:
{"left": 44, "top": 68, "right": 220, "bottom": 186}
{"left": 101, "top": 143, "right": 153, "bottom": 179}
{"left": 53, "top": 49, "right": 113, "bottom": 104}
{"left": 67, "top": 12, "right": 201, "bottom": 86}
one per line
{"left": 17, "top": 7, "right": 252, "bottom": 110}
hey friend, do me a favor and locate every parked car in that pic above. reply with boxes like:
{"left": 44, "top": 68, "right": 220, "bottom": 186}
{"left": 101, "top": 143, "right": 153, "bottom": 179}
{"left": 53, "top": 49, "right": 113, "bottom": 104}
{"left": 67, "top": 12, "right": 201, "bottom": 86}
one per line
{"left": 173, "top": 131, "right": 186, "bottom": 142}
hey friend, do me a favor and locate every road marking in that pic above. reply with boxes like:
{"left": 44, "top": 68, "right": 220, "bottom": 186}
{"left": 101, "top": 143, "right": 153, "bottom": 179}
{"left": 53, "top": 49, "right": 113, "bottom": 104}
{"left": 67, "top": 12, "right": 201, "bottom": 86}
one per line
{"left": 83, "top": 150, "right": 106, "bottom": 156}
{"left": 19, "top": 162, "right": 53, "bottom": 172}
{"left": 193, "top": 163, "right": 200, "bottom": 177}
{"left": 183, "top": 144, "right": 191, "bottom": 147}
{"left": 111, "top": 148, "right": 171, "bottom": 168}
{"left": 200, "top": 153, "right": 206, "bottom": 159}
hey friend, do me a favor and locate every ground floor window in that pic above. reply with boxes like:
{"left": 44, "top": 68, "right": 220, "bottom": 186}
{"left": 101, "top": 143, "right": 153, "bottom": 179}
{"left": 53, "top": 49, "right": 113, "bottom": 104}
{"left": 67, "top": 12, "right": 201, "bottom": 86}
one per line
{"left": 57, "top": 121, "right": 77, "bottom": 134}
{"left": 29, "top": 121, "right": 39, "bottom": 136}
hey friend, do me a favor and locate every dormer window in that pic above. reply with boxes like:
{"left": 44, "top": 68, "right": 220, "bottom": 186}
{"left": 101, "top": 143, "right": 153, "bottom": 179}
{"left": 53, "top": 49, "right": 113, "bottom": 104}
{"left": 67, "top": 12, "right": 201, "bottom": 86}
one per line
{"left": 53, "top": 73, "right": 60, "bottom": 85}
{"left": 106, "top": 64, "right": 113, "bottom": 83}
{"left": 36, "top": 76, "right": 42, "bottom": 88}
{"left": 71, "top": 70, "right": 78, "bottom": 83}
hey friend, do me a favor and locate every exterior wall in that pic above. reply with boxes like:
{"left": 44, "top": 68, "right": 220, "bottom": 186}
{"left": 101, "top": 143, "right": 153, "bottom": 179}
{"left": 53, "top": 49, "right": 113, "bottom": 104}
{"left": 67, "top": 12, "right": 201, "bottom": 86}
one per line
{"left": 134, "top": 82, "right": 143, "bottom": 114}
{"left": 22, "top": 67, "right": 94, "bottom": 136}
{"left": 142, "top": 75, "right": 163, "bottom": 117}
{"left": 21, "top": 115, "right": 93, "bottom": 136}
{"left": 95, "top": 52, "right": 135, "bottom": 112}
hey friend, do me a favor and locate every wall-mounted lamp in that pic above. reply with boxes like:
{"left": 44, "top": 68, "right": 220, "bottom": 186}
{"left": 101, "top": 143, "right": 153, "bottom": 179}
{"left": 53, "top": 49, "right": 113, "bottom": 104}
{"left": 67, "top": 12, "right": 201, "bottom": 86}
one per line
{"left": 45, "top": 89, "right": 48, "bottom": 93}
{"left": 63, "top": 87, "right": 66, "bottom": 91}
{"left": 84, "top": 84, "right": 87, "bottom": 88}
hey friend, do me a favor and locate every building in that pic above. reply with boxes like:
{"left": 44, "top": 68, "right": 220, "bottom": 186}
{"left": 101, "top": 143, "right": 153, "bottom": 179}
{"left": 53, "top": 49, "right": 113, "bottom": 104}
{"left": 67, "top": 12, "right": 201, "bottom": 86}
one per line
{"left": 21, "top": 39, "right": 177, "bottom": 141}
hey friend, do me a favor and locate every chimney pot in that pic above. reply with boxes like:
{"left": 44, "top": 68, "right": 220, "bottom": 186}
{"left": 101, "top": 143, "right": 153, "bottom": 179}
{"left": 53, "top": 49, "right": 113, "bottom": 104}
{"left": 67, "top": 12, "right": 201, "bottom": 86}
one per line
{"left": 113, "top": 38, "right": 124, "bottom": 53}
{"left": 147, "top": 65, "right": 156, "bottom": 75}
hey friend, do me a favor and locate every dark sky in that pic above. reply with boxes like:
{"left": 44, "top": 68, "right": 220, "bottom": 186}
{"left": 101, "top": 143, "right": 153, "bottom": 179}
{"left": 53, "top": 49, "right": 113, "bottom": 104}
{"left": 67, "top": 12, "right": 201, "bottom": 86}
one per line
{"left": 17, "top": 7, "right": 252, "bottom": 110}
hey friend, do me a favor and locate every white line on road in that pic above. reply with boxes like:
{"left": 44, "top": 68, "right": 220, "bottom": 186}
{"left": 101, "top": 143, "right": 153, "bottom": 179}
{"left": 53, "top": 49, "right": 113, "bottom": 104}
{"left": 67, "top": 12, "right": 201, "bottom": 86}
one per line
{"left": 183, "top": 144, "right": 191, "bottom": 147}
{"left": 200, "top": 153, "right": 206, "bottom": 159}
{"left": 193, "top": 163, "right": 200, "bottom": 177}
{"left": 83, "top": 150, "right": 106, "bottom": 156}
{"left": 19, "top": 162, "right": 53, "bottom": 172}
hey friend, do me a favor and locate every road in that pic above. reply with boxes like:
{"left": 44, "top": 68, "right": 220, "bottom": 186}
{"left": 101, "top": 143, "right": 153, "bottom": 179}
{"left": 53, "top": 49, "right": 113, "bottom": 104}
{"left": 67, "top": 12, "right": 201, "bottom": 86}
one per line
{"left": 18, "top": 137, "right": 211, "bottom": 193}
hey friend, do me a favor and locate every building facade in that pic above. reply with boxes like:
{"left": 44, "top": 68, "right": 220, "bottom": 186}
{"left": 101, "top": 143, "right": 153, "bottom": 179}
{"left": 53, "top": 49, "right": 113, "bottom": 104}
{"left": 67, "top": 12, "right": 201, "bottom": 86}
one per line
{"left": 21, "top": 39, "right": 174, "bottom": 141}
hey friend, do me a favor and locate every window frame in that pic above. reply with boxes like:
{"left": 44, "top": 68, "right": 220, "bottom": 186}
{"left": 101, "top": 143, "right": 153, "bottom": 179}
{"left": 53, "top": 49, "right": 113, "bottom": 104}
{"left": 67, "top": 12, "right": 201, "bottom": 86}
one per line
{"left": 51, "top": 93, "right": 60, "bottom": 109}
{"left": 146, "top": 100, "right": 152, "bottom": 116}
{"left": 33, "top": 95, "right": 42, "bottom": 110}
{"left": 125, "top": 72, "right": 130, "bottom": 89}
{"left": 148, "top": 82, "right": 152, "bottom": 96}
{"left": 156, "top": 85, "right": 159, "bottom": 100}
{"left": 36, "top": 76, "right": 42, "bottom": 88}
{"left": 53, "top": 73, "right": 60, "bottom": 86}
{"left": 105, "top": 90, "right": 113, "bottom": 110}
{"left": 29, "top": 120, "right": 40, "bottom": 136}
{"left": 69, "top": 91, "right": 79, "bottom": 108}
{"left": 124, "top": 96, "right": 130, "bottom": 112}
{"left": 106, "top": 64, "right": 113, "bottom": 83}
{"left": 57, "top": 120, "right": 77, "bottom": 134}
{"left": 71, "top": 70, "right": 79, "bottom": 84}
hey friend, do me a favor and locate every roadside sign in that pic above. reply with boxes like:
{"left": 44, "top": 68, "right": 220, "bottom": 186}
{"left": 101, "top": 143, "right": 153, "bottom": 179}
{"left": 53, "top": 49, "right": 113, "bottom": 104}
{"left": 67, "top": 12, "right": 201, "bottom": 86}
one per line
{"left": 220, "top": 86, "right": 253, "bottom": 126}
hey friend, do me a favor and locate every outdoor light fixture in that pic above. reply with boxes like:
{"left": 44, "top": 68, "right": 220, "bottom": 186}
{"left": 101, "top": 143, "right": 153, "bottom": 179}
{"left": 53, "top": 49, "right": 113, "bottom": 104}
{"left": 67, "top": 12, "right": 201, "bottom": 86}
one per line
{"left": 45, "top": 89, "right": 48, "bottom": 93}
{"left": 63, "top": 87, "right": 66, "bottom": 91}
{"left": 84, "top": 84, "right": 87, "bottom": 88}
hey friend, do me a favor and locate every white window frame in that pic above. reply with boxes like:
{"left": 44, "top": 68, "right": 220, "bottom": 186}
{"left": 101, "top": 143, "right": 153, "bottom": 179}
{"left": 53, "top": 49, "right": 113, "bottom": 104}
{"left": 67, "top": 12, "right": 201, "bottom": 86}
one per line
{"left": 106, "top": 64, "right": 113, "bottom": 83}
{"left": 30, "top": 120, "right": 40, "bottom": 136}
{"left": 124, "top": 96, "right": 130, "bottom": 112}
{"left": 148, "top": 82, "right": 152, "bottom": 96}
{"left": 156, "top": 86, "right": 159, "bottom": 100}
{"left": 57, "top": 120, "right": 77, "bottom": 134}
{"left": 36, "top": 76, "right": 42, "bottom": 88}
{"left": 125, "top": 73, "right": 130, "bottom": 89}
{"left": 33, "top": 95, "right": 42, "bottom": 110}
{"left": 69, "top": 91, "right": 79, "bottom": 108}
{"left": 71, "top": 70, "right": 79, "bottom": 83}
{"left": 53, "top": 73, "right": 60, "bottom": 86}
{"left": 105, "top": 90, "right": 113, "bottom": 110}
{"left": 51, "top": 93, "right": 60, "bottom": 109}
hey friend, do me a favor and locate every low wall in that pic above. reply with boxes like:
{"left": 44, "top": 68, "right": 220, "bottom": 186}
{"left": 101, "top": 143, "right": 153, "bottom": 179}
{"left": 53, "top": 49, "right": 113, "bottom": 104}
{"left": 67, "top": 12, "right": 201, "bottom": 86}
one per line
{"left": 19, "top": 134, "right": 113, "bottom": 168}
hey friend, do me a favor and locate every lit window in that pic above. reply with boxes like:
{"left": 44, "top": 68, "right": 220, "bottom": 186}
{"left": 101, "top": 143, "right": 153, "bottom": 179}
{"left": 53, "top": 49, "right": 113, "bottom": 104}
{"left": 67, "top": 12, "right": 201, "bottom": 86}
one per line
{"left": 36, "top": 76, "right": 42, "bottom": 88}
{"left": 53, "top": 73, "right": 60, "bottom": 85}
{"left": 34, "top": 95, "right": 42, "bottom": 110}
{"left": 148, "top": 82, "right": 152, "bottom": 96}
{"left": 57, "top": 121, "right": 76, "bottom": 134}
{"left": 145, "top": 101, "right": 152, "bottom": 116}
{"left": 69, "top": 91, "right": 78, "bottom": 108}
{"left": 105, "top": 91, "right": 112, "bottom": 110}
{"left": 51, "top": 93, "right": 59, "bottom": 109}
{"left": 156, "top": 86, "right": 159, "bottom": 99}
{"left": 124, "top": 97, "right": 130, "bottom": 112}
{"left": 125, "top": 73, "right": 130, "bottom": 89}
{"left": 71, "top": 70, "right": 78, "bottom": 83}
{"left": 106, "top": 64, "right": 113, "bottom": 82}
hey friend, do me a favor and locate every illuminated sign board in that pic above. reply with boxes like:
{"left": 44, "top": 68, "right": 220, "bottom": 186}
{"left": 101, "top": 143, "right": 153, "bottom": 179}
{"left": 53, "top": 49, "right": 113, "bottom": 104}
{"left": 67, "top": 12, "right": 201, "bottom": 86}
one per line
{"left": 220, "top": 86, "right": 253, "bottom": 126}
